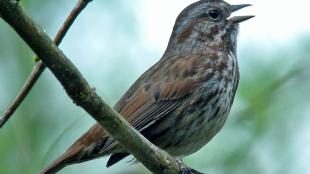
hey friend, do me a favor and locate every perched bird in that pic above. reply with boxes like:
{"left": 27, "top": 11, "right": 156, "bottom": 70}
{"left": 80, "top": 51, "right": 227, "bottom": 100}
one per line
{"left": 40, "top": 0, "right": 253, "bottom": 173}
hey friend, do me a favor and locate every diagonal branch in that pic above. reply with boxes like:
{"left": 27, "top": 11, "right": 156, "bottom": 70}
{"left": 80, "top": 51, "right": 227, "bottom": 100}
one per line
{"left": 0, "top": 0, "right": 205, "bottom": 173}
{"left": 0, "top": 0, "right": 92, "bottom": 129}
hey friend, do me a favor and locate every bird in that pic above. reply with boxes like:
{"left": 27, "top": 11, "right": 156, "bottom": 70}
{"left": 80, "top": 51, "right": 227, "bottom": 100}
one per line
{"left": 40, "top": 0, "right": 253, "bottom": 173}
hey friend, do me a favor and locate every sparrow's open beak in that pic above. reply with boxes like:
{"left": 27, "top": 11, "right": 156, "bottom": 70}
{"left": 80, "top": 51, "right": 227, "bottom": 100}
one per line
{"left": 229, "top": 4, "right": 254, "bottom": 23}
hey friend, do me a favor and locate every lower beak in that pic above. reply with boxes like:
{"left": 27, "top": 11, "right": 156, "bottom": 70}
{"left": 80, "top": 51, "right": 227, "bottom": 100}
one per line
{"left": 229, "top": 15, "right": 255, "bottom": 23}
{"left": 229, "top": 4, "right": 254, "bottom": 23}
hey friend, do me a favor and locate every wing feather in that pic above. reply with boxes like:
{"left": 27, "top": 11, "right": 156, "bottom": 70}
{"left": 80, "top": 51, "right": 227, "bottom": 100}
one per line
{"left": 115, "top": 54, "right": 202, "bottom": 132}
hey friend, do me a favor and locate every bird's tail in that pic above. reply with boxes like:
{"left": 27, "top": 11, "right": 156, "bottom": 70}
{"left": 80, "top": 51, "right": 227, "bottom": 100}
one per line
{"left": 39, "top": 148, "right": 81, "bottom": 174}
{"left": 39, "top": 124, "right": 114, "bottom": 174}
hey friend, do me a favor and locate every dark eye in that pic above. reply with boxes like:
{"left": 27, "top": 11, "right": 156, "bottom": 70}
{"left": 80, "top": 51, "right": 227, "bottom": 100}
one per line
{"left": 208, "top": 9, "right": 221, "bottom": 20}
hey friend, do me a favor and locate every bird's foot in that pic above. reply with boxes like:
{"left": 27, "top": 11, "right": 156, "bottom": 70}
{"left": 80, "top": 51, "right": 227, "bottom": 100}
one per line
{"left": 176, "top": 157, "right": 204, "bottom": 174}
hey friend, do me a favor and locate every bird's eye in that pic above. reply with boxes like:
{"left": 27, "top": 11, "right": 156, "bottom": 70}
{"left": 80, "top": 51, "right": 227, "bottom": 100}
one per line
{"left": 208, "top": 9, "right": 221, "bottom": 20}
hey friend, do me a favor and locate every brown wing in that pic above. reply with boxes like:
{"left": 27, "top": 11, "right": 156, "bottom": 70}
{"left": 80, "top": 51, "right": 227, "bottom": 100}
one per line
{"left": 80, "top": 54, "right": 202, "bottom": 148}
{"left": 113, "top": 54, "right": 203, "bottom": 131}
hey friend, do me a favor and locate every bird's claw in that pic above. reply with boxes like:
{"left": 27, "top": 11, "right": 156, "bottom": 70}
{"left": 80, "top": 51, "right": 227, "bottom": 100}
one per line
{"left": 176, "top": 158, "right": 204, "bottom": 174}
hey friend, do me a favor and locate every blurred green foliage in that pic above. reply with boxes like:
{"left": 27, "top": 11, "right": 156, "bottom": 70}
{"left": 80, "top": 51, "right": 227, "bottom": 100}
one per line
{"left": 0, "top": 0, "right": 309, "bottom": 174}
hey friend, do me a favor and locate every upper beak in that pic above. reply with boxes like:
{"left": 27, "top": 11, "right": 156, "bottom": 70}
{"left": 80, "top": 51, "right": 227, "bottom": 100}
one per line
{"left": 229, "top": 4, "right": 254, "bottom": 23}
{"left": 231, "top": 4, "right": 252, "bottom": 12}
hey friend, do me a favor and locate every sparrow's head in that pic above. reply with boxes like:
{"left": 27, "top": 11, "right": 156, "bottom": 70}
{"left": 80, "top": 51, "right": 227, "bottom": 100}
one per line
{"left": 166, "top": 0, "right": 253, "bottom": 55}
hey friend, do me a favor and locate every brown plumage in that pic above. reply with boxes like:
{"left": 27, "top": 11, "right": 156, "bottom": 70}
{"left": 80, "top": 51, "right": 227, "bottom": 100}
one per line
{"left": 40, "top": 0, "right": 253, "bottom": 173}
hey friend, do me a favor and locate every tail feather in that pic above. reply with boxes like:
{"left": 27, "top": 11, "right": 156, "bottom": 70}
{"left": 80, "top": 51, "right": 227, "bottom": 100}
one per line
{"left": 40, "top": 155, "right": 70, "bottom": 174}
{"left": 106, "top": 153, "right": 130, "bottom": 167}
{"left": 40, "top": 124, "right": 119, "bottom": 173}
{"left": 39, "top": 148, "right": 81, "bottom": 174}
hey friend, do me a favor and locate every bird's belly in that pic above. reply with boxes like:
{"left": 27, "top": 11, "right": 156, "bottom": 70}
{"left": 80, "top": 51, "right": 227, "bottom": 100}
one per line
{"left": 166, "top": 111, "right": 229, "bottom": 156}
{"left": 163, "top": 91, "right": 234, "bottom": 156}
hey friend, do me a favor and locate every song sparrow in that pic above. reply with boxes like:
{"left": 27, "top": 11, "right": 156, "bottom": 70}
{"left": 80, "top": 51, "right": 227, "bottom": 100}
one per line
{"left": 40, "top": 0, "right": 253, "bottom": 173}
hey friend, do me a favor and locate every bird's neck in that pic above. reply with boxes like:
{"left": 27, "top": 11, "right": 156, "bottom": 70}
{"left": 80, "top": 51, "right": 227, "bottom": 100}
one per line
{"left": 163, "top": 24, "right": 238, "bottom": 58}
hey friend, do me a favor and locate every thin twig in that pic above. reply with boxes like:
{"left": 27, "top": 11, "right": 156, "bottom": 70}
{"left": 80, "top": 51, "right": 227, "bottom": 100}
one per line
{"left": 55, "top": 0, "right": 93, "bottom": 46}
{"left": 0, "top": 61, "right": 44, "bottom": 128}
{"left": 0, "top": 0, "right": 93, "bottom": 129}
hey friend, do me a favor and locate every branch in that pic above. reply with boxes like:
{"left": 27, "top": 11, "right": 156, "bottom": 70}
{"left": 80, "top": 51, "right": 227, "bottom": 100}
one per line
{"left": 0, "top": 61, "right": 44, "bottom": 128}
{"left": 0, "top": 0, "right": 204, "bottom": 173}
{"left": 0, "top": 0, "right": 92, "bottom": 128}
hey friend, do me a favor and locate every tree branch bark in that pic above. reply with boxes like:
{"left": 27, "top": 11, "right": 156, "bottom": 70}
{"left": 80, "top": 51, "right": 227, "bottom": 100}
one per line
{"left": 0, "top": 0, "right": 93, "bottom": 129}
{"left": 0, "top": 0, "right": 204, "bottom": 173}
